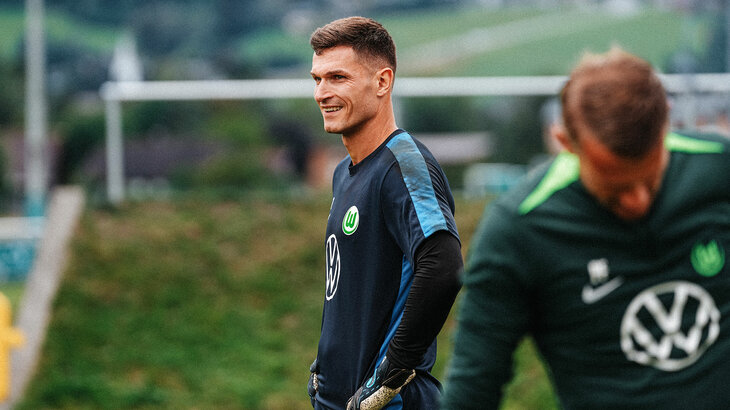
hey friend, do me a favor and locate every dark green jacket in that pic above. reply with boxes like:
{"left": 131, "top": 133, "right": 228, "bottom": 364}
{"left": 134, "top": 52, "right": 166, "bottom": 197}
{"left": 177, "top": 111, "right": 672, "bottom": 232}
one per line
{"left": 442, "top": 132, "right": 730, "bottom": 409}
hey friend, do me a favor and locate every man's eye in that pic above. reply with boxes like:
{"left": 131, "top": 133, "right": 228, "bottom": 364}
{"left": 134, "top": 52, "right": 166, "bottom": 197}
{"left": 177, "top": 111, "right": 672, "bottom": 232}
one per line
{"left": 334, "top": 75, "right": 345, "bottom": 80}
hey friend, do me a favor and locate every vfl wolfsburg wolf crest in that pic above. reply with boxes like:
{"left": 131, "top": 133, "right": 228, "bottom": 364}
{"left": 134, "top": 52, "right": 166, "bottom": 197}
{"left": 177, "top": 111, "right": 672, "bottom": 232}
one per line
{"left": 691, "top": 240, "right": 725, "bottom": 277}
{"left": 342, "top": 206, "right": 359, "bottom": 235}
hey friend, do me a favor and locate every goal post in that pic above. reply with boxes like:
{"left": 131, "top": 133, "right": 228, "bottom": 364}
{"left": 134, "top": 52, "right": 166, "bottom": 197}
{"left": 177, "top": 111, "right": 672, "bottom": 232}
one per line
{"left": 100, "top": 73, "right": 730, "bottom": 204}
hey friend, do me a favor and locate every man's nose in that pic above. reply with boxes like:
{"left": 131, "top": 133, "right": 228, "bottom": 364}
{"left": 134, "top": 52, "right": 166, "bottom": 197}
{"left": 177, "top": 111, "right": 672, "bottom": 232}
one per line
{"left": 314, "top": 81, "right": 330, "bottom": 102}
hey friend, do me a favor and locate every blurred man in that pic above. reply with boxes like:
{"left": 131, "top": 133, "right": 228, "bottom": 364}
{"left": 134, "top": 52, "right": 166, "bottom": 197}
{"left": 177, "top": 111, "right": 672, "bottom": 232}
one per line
{"left": 441, "top": 48, "right": 730, "bottom": 409}
{"left": 306, "top": 16, "right": 463, "bottom": 410}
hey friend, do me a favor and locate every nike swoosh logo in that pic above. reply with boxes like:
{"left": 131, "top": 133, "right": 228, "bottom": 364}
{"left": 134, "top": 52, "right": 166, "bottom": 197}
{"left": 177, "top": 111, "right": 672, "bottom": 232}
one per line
{"left": 581, "top": 277, "right": 624, "bottom": 304}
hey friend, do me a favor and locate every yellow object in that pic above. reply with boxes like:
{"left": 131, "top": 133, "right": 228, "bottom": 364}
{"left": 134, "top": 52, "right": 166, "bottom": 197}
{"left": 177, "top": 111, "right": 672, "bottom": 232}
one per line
{"left": 0, "top": 292, "right": 23, "bottom": 402}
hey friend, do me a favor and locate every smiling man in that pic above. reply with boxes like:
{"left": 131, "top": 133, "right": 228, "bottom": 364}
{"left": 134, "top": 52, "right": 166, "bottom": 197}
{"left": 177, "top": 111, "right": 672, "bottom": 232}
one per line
{"left": 441, "top": 48, "right": 730, "bottom": 409}
{"left": 306, "top": 17, "right": 463, "bottom": 410}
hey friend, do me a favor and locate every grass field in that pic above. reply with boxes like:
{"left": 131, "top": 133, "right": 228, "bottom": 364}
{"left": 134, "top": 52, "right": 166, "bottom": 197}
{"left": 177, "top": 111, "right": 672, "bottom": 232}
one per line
{"left": 14, "top": 193, "right": 556, "bottom": 409}
{"left": 239, "top": 6, "right": 706, "bottom": 77}
{"left": 0, "top": 7, "right": 25, "bottom": 60}
{"left": 235, "top": 7, "right": 546, "bottom": 73}
{"left": 0, "top": 4, "right": 708, "bottom": 77}
{"left": 0, "top": 280, "right": 25, "bottom": 309}
{"left": 448, "top": 10, "right": 693, "bottom": 77}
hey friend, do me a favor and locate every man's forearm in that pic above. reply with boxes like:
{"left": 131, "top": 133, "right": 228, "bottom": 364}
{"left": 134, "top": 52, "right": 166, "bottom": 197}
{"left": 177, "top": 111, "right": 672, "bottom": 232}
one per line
{"left": 387, "top": 231, "right": 463, "bottom": 369}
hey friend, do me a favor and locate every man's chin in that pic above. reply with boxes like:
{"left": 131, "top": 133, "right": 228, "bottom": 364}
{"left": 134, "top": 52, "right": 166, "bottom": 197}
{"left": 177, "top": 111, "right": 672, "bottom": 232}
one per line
{"left": 612, "top": 208, "right": 648, "bottom": 222}
{"left": 322, "top": 122, "right": 342, "bottom": 135}
{"left": 324, "top": 125, "right": 352, "bottom": 135}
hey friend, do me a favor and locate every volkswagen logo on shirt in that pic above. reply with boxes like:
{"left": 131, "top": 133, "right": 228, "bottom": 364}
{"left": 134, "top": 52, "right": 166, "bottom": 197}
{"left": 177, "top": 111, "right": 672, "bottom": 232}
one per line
{"left": 620, "top": 280, "right": 720, "bottom": 371}
{"left": 325, "top": 234, "right": 341, "bottom": 300}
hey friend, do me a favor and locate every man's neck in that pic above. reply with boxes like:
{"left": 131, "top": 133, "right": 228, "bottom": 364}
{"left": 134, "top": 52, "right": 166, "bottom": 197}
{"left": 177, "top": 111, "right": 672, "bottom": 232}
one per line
{"left": 343, "top": 115, "right": 397, "bottom": 165}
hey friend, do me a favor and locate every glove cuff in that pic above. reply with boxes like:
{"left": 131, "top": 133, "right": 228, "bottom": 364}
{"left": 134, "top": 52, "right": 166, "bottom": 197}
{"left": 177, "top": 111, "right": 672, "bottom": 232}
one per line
{"left": 380, "top": 358, "right": 416, "bottom": 389}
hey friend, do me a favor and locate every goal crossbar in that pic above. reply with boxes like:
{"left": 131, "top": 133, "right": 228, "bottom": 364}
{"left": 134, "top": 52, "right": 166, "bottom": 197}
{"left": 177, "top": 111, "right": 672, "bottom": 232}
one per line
{"left": 100, "top": 73, "right": 730, "bottom": 203}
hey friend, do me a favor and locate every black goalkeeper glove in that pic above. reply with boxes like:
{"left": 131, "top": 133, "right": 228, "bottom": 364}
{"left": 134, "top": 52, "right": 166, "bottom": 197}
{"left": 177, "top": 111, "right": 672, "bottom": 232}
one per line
{"left": 308, "top": 358, "right": 319, "bottom": 405}
{"left": 346, "top": 356, "right": 416, "bottom": 410}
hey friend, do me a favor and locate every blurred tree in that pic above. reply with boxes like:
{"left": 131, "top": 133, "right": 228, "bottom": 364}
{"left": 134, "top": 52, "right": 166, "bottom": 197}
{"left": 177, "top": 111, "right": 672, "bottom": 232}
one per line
{"left": 44, "top": 39, "right": 109, "bottom": 95}
{"left": 483, "top": 96, "right": 547, "bottom": 165}
{"left": 56, "top": 110, "right": 105, "bottom": 184}
{"left": 0, "top": 62, "right": 23, "bottom": 126}
{"left": 268, "top": 116, "right": 313, "bottom": 179}
{"left": 701, "top": 8, "right": 728, "bottom": 72}
{"left": 132, "top": 2, "right": 201, "bottom": 56}
{"left": 123, "top": 101, "right": 208, "bottom": 136}
{"left": 401, "top": 97, "right": 483, "bottom": 133}
{"left": 214, "top": 0, "right": 282, "bottom": 40}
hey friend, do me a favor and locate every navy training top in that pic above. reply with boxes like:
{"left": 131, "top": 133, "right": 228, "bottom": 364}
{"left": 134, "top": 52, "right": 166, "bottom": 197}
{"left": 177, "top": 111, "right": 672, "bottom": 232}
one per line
{"left": 314, "top": 129, "right": 459, "bottom": 409}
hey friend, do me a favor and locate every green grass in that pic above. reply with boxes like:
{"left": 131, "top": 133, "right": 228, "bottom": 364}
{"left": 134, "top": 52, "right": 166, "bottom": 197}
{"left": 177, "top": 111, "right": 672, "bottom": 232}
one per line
{"left": 0, "top": 280, "right": 25, "bottom": 313}
{"left": 0, "top": 8, "right": 23, "bottom": 59}
{"left": 235, "top": 7, "right": 547, "bottom": 73}
{"left": 380, "top": 7, "right": 545, "bottom": 50}
{"left": 2, "top": 5, "right": 708, "bottom": 80}
{"left": 235, "top": 28, "right": 312, "bottom": 70}
{"left": 15, "top": 194, "right": 556, "bottom": 409}
{"left": 449, "top": 10, "right": 691, "bottom": 77}
{"left": 0, "top": 7, "right": 27, "bottom": 60}
{"left": 45, "top": 10, "right": 119, "bottom": 53}
{"left": 237, "top": 6, "right": 706, "bottom": 78}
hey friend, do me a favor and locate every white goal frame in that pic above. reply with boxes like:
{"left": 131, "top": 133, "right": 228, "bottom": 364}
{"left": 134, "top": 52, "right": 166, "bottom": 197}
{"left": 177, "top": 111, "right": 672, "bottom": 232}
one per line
{"left": 100, "top": 73, "right": 730, "bottom": 204}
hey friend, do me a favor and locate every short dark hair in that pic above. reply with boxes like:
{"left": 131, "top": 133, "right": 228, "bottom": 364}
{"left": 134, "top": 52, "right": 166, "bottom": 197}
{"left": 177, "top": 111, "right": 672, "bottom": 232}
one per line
{"left": 561, "top": 47, "right": 668, "bottom": 158}
{"left": 310, "top": 16, "right": 397, "bottom": 74}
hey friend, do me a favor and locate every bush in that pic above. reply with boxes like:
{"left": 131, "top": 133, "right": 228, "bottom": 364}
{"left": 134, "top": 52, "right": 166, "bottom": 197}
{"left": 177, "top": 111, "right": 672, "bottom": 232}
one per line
{"left": 56, "top": 110, "right": 106, "bottom": 183}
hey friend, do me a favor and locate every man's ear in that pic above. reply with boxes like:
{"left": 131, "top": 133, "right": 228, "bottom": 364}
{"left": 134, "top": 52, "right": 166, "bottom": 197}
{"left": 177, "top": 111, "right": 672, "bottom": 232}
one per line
{"left": 376, "top": 67, "right": 394, "bottom": 97}
{"left": 552, "top": 123, "right": 577, "bottom": 153}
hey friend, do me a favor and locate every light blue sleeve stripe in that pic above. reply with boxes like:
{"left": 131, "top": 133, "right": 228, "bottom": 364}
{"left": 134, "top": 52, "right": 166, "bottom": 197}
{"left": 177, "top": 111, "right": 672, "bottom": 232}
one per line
{"left": 386, "top": 132, "right": 448, "bottom": 238}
